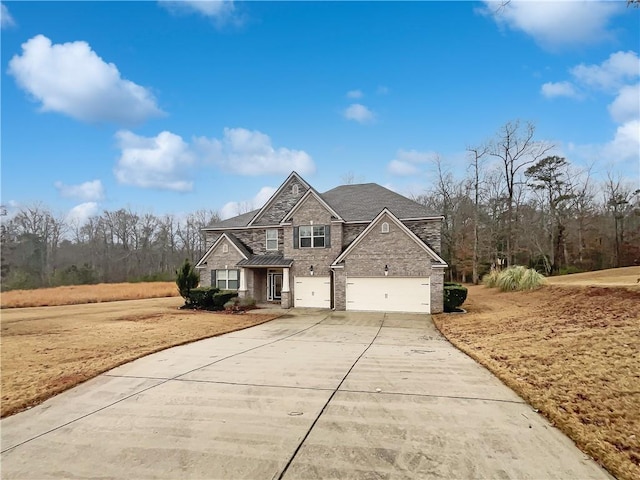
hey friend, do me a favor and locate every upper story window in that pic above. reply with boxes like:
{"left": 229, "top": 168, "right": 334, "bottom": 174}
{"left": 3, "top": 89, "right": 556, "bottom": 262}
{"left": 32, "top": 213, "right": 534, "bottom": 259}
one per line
{"left": 381, "top": 222, "right": 389, "bottom": 233}
{"left": 266, "top": 229, "right": 278, "bottom": 251}
{"left": 222, "top": 243, "right": 229, "bottom": 253}
{"left": 300, "top": 225, "right": 325, "bottom": 248}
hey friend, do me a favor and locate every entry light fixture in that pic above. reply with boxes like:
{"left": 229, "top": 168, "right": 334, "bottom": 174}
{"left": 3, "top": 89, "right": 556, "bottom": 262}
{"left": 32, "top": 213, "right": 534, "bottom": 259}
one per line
{"left": 310, "top": 265, "right": 314, "bottom": 276}
{"left": 384, "top": 265, "right": 389, "bottom": 276}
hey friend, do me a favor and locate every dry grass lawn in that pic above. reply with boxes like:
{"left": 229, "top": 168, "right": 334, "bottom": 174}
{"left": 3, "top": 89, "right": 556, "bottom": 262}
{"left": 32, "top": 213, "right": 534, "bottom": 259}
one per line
{"left": 0, "top": 296, "right": 281, "bottom": 418}
{"left": 546, "top": 265, "right": 640, "bottom": 288}
{"left": 434, "top": 278, "right": 640, "bottom": 480}
{"left": 1, "top": 281, "right": 179, "bottom": 308}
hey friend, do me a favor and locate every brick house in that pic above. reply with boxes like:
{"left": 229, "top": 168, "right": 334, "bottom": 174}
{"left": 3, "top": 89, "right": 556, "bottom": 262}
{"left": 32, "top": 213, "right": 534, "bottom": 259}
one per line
{"left": 195, "top": 172, "right": 447, "bottom": 313}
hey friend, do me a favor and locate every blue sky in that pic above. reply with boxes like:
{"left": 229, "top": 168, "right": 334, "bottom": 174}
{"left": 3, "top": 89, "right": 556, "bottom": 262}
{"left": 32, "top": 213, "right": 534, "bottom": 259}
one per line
{"left": 2, "top": 1, "right": 639, "bottom": 223}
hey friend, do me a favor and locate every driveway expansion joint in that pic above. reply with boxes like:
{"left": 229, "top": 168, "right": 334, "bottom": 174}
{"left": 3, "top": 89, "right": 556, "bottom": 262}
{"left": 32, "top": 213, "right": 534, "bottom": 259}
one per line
{"left": 274, "top": 314, "right": 386, "bottom": 480}
{"left": 337, "top": 388, "right": 527, "bottom": 404}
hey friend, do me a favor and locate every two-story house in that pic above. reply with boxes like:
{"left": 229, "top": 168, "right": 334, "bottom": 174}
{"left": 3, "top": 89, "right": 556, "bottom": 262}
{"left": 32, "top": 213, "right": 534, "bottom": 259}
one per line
{"left": 195, "top": 172, "right": 447, "bottom": 313}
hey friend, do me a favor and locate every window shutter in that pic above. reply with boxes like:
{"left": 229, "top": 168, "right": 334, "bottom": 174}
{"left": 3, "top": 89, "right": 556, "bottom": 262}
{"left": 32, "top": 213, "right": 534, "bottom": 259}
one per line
{"left": 325, "top": 225, "right": 331, "bottom": 248}
{"left": 211, "top": 270, "right": 216, "bottom": 287}
{"left": 293, "top": 226, "right": 299, "bottom": 249}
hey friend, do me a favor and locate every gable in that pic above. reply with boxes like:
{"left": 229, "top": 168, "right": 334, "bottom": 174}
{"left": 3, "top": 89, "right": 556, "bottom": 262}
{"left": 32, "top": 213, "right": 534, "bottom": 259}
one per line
{"left": 248, "top": 172, "right": 310, "bottom": 226}
{"left": 195, "top": 233, "right": 249, "bottom": 269}
{"left": 282, "top": 189, "right": 342, "bottom": 224}
{"left": 333, "top": 209, "right": 447, "bottom": 266}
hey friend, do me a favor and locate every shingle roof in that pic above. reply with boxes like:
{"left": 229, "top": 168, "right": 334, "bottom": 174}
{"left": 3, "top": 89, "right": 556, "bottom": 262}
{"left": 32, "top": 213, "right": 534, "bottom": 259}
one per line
{"left": 236, "top": 255, "right": 294, "bottom": 267}
{"left": 225, "top": 233, "right": 252, "bottom": 258}
{"left": 211, "top": 209, "right": 260, "bottom": 228}
{"left": 321, "top": 183, "right": 438, "bottom": 221}
{"left": 206, "top": 182, "right": 439, "bottom": 228}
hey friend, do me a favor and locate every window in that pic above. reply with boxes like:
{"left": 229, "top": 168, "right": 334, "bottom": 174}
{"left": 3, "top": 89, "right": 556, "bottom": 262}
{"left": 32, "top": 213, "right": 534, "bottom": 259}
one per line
{"left": 381, "top": 222, "right": 389, "bottom": 233}
{"left": 300, "top": 225, "right": 325, "bottom": 248}
{"left": 222, "top": 243, "right": 229, "bottom": 253}
{"left": 216, "top": 269, "right": 239, "bottom": 290}
{"left": 292, "top": 184, "right": 299, "bottom": 195}
{"left": 266, "top": 229, "right": 278, "bottom": 251}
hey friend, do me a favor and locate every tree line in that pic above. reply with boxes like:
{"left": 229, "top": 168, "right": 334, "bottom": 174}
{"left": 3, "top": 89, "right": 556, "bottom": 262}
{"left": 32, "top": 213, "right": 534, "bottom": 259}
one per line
{"left": 0, "top": 206, "right": 220, "bottom": 290}
{"left": 414, "top": 121, "right": 639, "bottom": 283}
{"left": 1, "top": 120, "right": 638, "bottom": 290}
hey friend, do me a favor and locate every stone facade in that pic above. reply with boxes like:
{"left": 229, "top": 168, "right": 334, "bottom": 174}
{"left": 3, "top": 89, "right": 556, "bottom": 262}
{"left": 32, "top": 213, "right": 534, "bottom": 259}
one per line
{"left": 342, "top": 213, "right": 434, "bottom": 278}
{"left": 198, "top": 238, "right": 246, "bottom": 288}
{"left": 198, "top": 177, "right": 446, "bottom": 313}
{"left": 405, "top": 220, "right": 442, "bottom": 254}
{"left": 252, "top": 178, "right": 308, "bottom": 226}
{"left": 283, "top": 195, "right": 344, "bottom": 303}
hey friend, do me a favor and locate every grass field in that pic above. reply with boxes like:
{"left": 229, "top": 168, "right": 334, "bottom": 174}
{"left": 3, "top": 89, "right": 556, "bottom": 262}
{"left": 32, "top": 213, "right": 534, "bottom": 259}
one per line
{"left": 0, "top": 297, "right": 281, "bottom": 418}
{"left": 0, "top": 281, "right": 179, "bottom": 308}
{"left": 434, "top": 269, "right": 640, "bottom": 480}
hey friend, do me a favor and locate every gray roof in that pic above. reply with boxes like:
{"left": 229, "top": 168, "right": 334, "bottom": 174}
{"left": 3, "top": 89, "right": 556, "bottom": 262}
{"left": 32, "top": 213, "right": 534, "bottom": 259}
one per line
{"left": 213, "top": 209, "right": 260, "bottom": 228}
{"left": 321, "top": 183, "right": 438, "bottom": 222}
{"left": 225, "top": 233, "right": 252, "bottom": 258}
{"left": 207, "top": 182, "right": 438, "bottom": 229}
{"left": 237, "top": 255, "right": 293, "bottom": 267}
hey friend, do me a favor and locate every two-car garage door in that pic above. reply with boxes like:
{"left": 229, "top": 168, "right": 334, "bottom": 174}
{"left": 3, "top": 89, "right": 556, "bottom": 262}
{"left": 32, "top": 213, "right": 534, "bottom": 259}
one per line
{"left": 346, "top": 277, "right": 430, "bottom": 313}
{"left": 294, "top": 276, "right": 331, "bottom": 308}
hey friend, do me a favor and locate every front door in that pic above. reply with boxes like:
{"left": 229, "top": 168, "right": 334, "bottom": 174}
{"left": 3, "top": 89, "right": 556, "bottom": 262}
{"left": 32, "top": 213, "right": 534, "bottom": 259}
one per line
{"left": 268, "top": 273, "right": 283, "bottom": 301}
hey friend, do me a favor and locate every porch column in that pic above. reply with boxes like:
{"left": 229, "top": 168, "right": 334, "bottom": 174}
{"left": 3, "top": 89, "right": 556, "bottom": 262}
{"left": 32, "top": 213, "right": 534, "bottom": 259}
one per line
{"left": 281, "top": 267, "right": 291, "bottom": 309}
{"left": 238, "top": 267, "right": 248, "bottom": 298}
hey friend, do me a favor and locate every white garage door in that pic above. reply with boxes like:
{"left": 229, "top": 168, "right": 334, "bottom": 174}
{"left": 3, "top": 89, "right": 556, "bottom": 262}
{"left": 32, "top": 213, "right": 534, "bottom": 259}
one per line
{"left": 294, "top": 276, "right": 331, "bottom": 308}
{"left": 346, "top": 277, "right": 430, "bottom": 313}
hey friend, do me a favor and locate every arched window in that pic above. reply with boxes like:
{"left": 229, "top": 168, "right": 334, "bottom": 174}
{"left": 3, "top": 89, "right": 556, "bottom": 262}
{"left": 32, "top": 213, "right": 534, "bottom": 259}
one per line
{"left": 292, "top": 184, "right": 299, "bottom": 195}
{"left": 381, "top": 222, "right": 389, "bottom": 233}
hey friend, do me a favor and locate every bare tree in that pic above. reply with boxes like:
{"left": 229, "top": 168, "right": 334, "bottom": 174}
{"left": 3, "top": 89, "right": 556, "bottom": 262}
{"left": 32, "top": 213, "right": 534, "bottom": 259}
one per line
{"left": 467, "top": 144, "right": 489, "bottom": 283}
{"left": 489, "top": 120, "right": 553, "bottom": 266}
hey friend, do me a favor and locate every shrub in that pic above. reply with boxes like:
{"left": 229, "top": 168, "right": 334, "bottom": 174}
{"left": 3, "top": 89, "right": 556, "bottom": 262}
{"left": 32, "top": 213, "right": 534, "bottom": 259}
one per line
{"left": 496, "top": 265, "right": 527, "bottom": 291}
{"left": 443, "top": 283, "right": 468, "bottom": 312}
{"left": 482, "top": 269, "right": 500, "bottom": 288}
{"left": 186, "top": 287, "right": 219, "bottom": 309}
{"left": 213, "top": 291, "right": 238, "bottom": 309}
{"left": 485, "top": 266, "right": 546, "bottom": 292}
{"left": 558, "top": 266, "right": 584, "bottom": 276}
{"left": 519, "top": 268, "right": 546, "bottom": 290}
{"left": 176, "top": 259, "right": 199, "bottom": 303}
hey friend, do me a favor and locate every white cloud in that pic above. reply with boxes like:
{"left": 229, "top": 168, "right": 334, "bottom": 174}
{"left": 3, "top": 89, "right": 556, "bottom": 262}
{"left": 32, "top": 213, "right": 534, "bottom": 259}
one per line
{"left": 194, "top": 127, "right": 315, "bottom": 175}
{"left": 114, "top": 130, "right": 195, "bottom": 191}
{"left": 571, "top": 51, "right": 640, "bottom": 92}
{"left": 8, "top": 35, "right": 163, "bottom": 125}
{"left": 603, "top": 120, "right": 640, "bottom": 164}
{"left": 55, "top": 180, "right": 105, "bottom": 201}
{"left": 1, "top": 3, "right": 15, "bottom": 28}
{"left": 346, "top": 89, "right": 363, "bottom": 99}
{"left": 159, "top": 1, "right": 241, "bottom": 26}
{"left": 608, "top": 83, "right": 640, "bottom": 124}
{"left": 541, "top": 81, "right": 579, "bottom": 99}
{"left": 66, "top": 202, "right": 100, "bottom": 225}
{"left": 343, "top": 103, "right": 375, "bottom": 123}
{"left": 388, "top": 160, "right": 419, "bottom": 176}
{"left": 387, "top": 149, "right": 435, "bottom": 176}
{"left": 220, "top": 186, "right": 276, "bottom": 219}
{"left": 480, "top": 0, "right": 622, "bottom": 49}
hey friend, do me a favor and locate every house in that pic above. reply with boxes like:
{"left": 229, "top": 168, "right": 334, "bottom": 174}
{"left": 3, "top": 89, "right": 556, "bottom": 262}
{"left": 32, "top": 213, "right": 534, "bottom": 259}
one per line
{"left": 195, "top": 172, "right": 447, "bottom": 313}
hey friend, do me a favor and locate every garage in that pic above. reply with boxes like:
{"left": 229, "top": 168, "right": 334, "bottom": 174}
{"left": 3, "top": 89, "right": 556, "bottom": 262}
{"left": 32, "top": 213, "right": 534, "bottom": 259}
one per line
{"left": 346, "top": 277, "right": 430, "bottom": 313}
{"left": 294, "top": 276, "right": 331, "bottom": 308}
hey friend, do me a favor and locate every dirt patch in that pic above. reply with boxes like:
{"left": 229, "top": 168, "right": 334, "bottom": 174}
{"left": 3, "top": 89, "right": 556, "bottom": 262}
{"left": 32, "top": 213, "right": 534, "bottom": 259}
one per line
{"left": 1, "top": 282, "right": 179, "bottom": 308}
{"left": 433, "top": 283, "right": 640, "bottom": 480}
{"left": 0, "top": 297, "right": 281, "bottom": 417}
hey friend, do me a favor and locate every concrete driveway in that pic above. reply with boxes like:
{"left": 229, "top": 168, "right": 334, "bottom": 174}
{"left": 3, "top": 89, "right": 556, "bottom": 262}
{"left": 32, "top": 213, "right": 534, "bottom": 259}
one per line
{"left": 1, "top": 310, "right": 611, "bottom": 479}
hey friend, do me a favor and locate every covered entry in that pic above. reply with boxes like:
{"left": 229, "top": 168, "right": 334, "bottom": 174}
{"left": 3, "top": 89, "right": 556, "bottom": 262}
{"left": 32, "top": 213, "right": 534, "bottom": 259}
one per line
{"left": 294, "top": 276, "right": 330, "bottom": 308}
{"left": 346, "top": 277, "right": 430, "bottom": 313}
